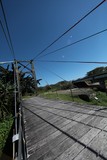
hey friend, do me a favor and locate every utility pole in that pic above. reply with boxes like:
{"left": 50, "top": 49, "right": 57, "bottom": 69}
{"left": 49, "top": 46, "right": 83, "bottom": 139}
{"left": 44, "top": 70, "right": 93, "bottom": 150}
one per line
{"left": 14, "top": 60, "right": 21, "bottom": 101}
{"left": 30, "top": 60, "right": 38, "bottom": 94}
{"left": 17, "top": 60, "right": 38, "bottom": 95}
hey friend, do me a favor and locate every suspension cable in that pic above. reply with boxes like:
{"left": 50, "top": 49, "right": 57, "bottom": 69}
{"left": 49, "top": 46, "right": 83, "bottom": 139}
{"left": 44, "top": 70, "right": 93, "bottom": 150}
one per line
{"left": 0, "top": 18, "right": 13, "bottom": 54}
{"left": 0, "top": 1, "right": 16, "bottom": 59}
{"left": 36, "top": 66, "right": 49, "bottom": 86}
{"left": 37, "top": 28, "right": 107, "bottom": 59}
{"left": 38, "top": 60, "right": 107, "bottom": 65}
{"left": 32, "top": 0, "right": 106, "bottom": 60}
{"left": 37, "top": 65, "right": 101, "bottom": 100}
{"left": 22, "top": 1, "right": 106, "bottom": 71}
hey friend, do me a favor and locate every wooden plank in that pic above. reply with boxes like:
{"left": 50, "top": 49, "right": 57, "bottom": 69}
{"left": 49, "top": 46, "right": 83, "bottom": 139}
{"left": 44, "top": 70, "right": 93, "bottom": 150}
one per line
{"left": 23, "top": 97, "right": 107, "bottom": 160}
{"left": 28, "top": 134, "right": 68, "bottom": 159}
{"left": 76, "top": 114, "right": 89, "bottom": 122}
{"left": 67, "top": 123, "right": 91, "bottom": 139}
{"left": 88, "top": 116, "right": 103, "bottom": 126}
{"left": 73, "top": 148, "right": 102, "bottom": 160}
{"left": 80, "top": 128, "right": 100, "bottom": 145}
{"left": 96, "top": 118, "right": 107, "bottom": 129}
{"left": 81, "top": 115, "right": 95, "bottom": 124}
{"left": 55, "top": 143, "right": 84, "bottom": 160}
{"left": 62, "top": 121, "right": 77, "bottom": 132}
{"left": 104, "top": 125, "right": 107, "bottom": 131}
{"left": 53, "top": 118, "right": 71, "bottom": 128}
{"left": 89, "top": 131, "right": 107, "bottom": 158}
{"left": 27, "top": 130, "right": 61, "bottom": 155}
{"left": 38, "top": 138, "right": 75, "bottom": 160}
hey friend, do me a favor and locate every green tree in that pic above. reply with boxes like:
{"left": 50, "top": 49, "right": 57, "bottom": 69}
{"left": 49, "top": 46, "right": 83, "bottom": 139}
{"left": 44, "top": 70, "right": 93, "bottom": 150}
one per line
{"left": 86, "top": 66, "right": 107, "bottom": 77}
{"left": 0, "top": 64, "right": 36, "bottom": 120}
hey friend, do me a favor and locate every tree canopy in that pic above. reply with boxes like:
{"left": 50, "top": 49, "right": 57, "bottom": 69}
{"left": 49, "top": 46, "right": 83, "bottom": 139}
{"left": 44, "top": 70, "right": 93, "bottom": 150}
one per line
{"left": 0, "top": 64, "right": 37, "bottom": 120}
{"left": 86, "top": 66, "right": 107, "bottom": 77}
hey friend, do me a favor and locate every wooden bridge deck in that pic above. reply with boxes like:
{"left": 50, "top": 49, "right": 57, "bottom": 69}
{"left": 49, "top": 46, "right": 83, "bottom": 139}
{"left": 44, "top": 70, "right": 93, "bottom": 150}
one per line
{"left": 22, "top": 97, "right": 107, "bottom": 160}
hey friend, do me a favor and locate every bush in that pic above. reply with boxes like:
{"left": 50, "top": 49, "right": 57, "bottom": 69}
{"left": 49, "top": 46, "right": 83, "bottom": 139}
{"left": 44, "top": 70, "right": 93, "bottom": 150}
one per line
{"left": 0, "top": 116, "right": 13, "bottom": 150}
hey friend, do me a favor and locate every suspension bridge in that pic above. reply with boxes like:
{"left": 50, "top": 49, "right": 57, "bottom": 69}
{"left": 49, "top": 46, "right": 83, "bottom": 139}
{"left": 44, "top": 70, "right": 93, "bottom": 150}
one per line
{"left": 0, "top": 0, "right": 107, "bottom": 159}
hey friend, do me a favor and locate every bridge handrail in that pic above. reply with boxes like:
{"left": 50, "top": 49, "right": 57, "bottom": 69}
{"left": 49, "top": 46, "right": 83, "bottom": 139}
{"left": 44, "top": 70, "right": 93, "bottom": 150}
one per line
{"left": 13, "top": 102, "right": 27, "bottom": 160}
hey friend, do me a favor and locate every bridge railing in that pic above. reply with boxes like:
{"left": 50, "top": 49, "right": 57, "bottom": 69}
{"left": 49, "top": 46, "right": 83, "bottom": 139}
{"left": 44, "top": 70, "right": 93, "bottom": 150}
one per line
{"left": 12, "top": 103, "right": 27, "bottom": 160}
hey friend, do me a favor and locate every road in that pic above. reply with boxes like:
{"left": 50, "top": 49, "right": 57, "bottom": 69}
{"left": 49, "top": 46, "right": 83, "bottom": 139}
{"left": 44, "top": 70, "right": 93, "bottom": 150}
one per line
{"left": 22, "top": 97, "right": 107, "bottom": 160}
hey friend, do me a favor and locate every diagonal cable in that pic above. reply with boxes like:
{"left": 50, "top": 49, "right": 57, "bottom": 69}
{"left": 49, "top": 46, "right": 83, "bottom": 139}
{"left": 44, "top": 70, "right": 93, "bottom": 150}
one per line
{"left": 33, "top": 0, "right": 106, "bottom": 60}
{"left": 37, "top": 28, "right": 107, "bottom": 59}
{"left": 0, "top": 0, "right": 16, "bottom": 59}
{"left": 0, "top": 18, "right": 13, "bottom": 53}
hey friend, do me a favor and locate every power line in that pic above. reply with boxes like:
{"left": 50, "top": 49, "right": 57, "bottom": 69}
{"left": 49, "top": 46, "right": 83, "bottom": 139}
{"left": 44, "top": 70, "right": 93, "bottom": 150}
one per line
{"left": 37, "top": 65, "right": 105, "bottom": 101}
{"left": 37, "top": 28, "right": 107, "bottom": 59}
{"left": 0, "top": 18, "right": 13, "bottom": 53}
{"left": 32, "top": 0, "right": 106, "bottom": 60}
{"left": 37, "top": 65, "right": 90, "bottom": 97}
{"left": 23, "top": 1, "right": 106, "bottom": 71}
{"left": 0, "top": 1, "right": 16, "bottom": 59}
{"left": 36, "top": 66, "right": 50, "bottom": 86}
{"left": 39, "top": 65, "right": 66, "bottom": 82}
{"left": 21, "top": 28, "right": 107, "bottom": 72}
{"left": 38, "top": 60, "right": 107, "bottom": 65}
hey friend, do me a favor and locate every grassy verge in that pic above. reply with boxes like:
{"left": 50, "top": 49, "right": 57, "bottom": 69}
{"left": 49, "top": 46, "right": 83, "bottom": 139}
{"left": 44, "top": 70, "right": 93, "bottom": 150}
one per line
{"left": 0, "top": 116, "right": 13, "bottom": 151}
{"left": 22, "top": 92, "right": 38, "bottom": 100}
{"left": 40, "top": 91, "right": 107, "bottom": 107}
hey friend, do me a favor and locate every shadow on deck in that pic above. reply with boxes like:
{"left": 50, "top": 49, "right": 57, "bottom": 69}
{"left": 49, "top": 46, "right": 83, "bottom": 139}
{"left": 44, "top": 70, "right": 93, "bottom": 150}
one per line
{"left": 23, "top": 97, "right": 107, "bottom": 160}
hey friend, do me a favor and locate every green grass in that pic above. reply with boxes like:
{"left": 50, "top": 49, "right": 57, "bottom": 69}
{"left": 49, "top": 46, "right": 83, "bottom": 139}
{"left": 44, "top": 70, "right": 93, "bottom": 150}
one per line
{"left": 0, "top": 116, "right": 13, "bottom": 151}
{"left": 40, "top": 92, "right": 87, "bottom": 103}
{"left": 94, "top": 91, "right": 107, "bottom": 106}
{"left": 40, "top": 91, "right": 107, "bottom": 107}
{"left": 22, "top": 93, "right": 38, "bottom": 100}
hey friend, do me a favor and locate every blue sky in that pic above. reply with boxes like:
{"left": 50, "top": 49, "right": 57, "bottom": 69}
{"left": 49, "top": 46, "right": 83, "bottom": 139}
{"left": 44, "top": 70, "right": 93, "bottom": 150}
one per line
{"left": 0, "top": 0, "right": 107, "bottom": 86}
